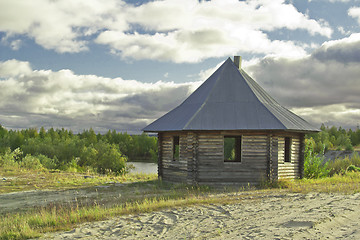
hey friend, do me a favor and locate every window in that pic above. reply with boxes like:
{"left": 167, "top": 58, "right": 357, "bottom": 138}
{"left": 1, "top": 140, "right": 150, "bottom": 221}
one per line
{"left": 173, "top": 136, "right": 179, "bottom": 161}
{"left": 284, "top": 137, "right": 291, "bottom": 163}
{"left": 224, "top": 136, "right": 242, "bottom": 162}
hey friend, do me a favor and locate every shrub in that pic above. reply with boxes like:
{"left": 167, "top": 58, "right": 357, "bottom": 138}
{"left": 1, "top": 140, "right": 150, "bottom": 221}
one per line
{"left": 12, "top": 147, "right": 23, "bottom": 162}
{"left": 78, "top": 141, "right": 127, "bottom": 175}
{"left": 345, "top": 143, "right": 354, "bottom": 151}
{"left": 95, "top": 142, "right": 127, "bottom": 175}
{"left": 304, "top": 138, "right": 329, "bottom": 178}
{"left": 0, "top": 148, "right": 19, "bottom": 168}
{"left": 37, "top": 154, "right": 57, "bottom": 169}
{"left": 21, "top": 154, "right": 44, "bottom": 170}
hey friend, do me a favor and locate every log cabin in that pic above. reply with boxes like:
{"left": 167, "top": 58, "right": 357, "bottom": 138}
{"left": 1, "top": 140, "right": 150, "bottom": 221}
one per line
{"left": 143, "top": 56, "right": 318, "bottom": 185}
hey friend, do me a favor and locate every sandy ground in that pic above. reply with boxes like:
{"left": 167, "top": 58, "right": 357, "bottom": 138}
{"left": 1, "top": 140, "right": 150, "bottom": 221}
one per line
{"left": 39, "top": 191, "right": 360, "bottom": 240}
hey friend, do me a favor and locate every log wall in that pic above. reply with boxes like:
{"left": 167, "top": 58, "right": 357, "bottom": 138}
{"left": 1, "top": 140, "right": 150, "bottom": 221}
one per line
{"left": 161, "top": 133, "right": 188, "bottom": 182}
{"left": 277, "top": 134, "right": 302, "bottom": 179}
{"left": 158, "top": 131, "right": 304, "bottom": 184}
{"left": 196, "top": 133, "right": 270, "bottom": 185}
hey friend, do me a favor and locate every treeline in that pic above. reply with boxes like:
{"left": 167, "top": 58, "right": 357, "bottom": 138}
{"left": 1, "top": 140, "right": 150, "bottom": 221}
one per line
{"left": 306, "top": 124, "right": 360, "bottom": 153}
{"left": 0, "top": 125, "right": 157, "bottom": 175}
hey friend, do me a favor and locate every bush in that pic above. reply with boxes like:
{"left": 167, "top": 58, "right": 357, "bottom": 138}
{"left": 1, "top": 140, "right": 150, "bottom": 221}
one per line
{"left": 0, "top": 148, "right": 19, "bottom": 168}
{"left": 304, "top": 138, "right": 329, "bottom": 178}
{"left": 78, "top": 142, "right": 127, "bottom": 175}
{"left": 21, "top": 154, "right": 43, "bottom": 170}
{"left": 37, "top": 154, "right": 57, "bottom": 169}
{"left": 95, "top": 142, "right": 127, "bottom": 175}
{"left": 12, "top": 148, "right": 23, "bottom": 162}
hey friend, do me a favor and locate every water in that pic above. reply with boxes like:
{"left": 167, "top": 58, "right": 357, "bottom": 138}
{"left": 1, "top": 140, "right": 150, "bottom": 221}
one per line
{"left": 127, "top": 162, "right": 157, "bottom": 174}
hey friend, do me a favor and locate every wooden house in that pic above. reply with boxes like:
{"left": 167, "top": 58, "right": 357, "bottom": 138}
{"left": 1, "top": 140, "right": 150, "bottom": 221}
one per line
{"left": 143, "top": 56, "right": 318, "bottom": 185}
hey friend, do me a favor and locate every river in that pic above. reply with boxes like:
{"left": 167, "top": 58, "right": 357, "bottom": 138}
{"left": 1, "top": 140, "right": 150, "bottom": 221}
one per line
{"left": 127, "top": 162, "right": 157, "bottom": 174}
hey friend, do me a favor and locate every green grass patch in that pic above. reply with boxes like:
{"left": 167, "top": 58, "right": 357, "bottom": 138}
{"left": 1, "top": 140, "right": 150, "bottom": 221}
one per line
{"left": 0, "top": 167, "right": 157, "bottom": 194}
{"left": 276, "top": 172, "right": 360, "bottom": 194}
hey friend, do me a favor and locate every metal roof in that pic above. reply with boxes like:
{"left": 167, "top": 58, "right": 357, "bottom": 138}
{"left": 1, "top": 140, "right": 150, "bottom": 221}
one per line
{"left": 143, "top": 57, "right": 318, "bottom": 132}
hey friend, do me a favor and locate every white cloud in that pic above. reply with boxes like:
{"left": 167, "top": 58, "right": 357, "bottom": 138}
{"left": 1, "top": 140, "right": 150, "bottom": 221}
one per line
{"left": 246, "top": 34, "right": 360, "bottom": 128}
{"left": 0, "top": 59, "right": 32, "bottom": 77}
{"left": 0, "top": 0, "right": 332, "bottom": 61}
{"left": 0, "top": 59, "right": 199, "bottom": 131}
{"left": 197, "top": 61, "right": 225, "bottom": 81}
{"left": 312, "top": 33, "right": 360, "bottom": 63}
{"left": 292, "top": 104, "right": 360, "bottom": 129}
{"left": 0, "top": 0, "right": 125, "bottom": 53}
{"left": 337, "top": 26, "right": 351, "bottom": 35}
{"left": 349, "top": 7, "right": 360, "bottom": 24}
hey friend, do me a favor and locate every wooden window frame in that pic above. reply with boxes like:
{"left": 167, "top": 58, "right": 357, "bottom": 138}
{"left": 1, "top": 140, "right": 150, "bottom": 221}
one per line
{"left": 284, "top": 137, "right": 292, "bottom": 163}
{"left": 172, "top": 136, "right": 180, "bottom": 161}
{"left": 224, "top": 136, "right": 242, "bottom": 162}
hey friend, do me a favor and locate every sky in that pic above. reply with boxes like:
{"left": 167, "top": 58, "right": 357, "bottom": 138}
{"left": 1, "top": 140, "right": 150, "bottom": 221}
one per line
{"left": 1, "top": 0, "right": 360, "bottom": 133}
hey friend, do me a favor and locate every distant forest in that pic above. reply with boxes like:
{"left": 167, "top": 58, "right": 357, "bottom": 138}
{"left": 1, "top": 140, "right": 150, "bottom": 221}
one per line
{"left": 1, "top": 124, "right": 359, "bottom": 175}
{"left": 307, "top": 124, "right": 360, "bottom": 153}
{"left": 0, "top": 125, "right": 157, "bottom": 175}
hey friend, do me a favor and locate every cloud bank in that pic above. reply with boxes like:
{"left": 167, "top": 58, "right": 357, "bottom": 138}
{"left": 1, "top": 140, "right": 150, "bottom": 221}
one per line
{"left": 0, "top": 0, "right": 332, "bottom": 62}
{"left": 0, "top": 59, "right": 200, "bottom": 132}
{"left": 247, "top": 33, "right": 360, "bottom": 128}
{"left": 1, "top": 32, "right": 359, "bottom": 131}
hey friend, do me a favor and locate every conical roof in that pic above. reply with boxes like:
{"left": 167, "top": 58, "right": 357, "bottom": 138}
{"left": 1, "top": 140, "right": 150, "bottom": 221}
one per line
{"left": 143, "top": 57, "right": 318, "bottom": 132}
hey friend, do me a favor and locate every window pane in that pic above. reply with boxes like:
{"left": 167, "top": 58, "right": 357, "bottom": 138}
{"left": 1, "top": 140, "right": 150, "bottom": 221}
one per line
{"left": 284, "top": 137, "right": 291, "bottom": 162}
{"left": 173, "top": 136, "right": 179, "bottom": 161}
{"left": 224, "top": 136, "right": 241, "bottom": 162}
{"left": 224, "top": 137, "right": 235, "bottom": 161}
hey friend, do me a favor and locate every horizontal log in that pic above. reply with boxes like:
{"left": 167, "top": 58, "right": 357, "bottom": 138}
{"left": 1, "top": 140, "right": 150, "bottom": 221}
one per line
{"left": 198, "top": 138, "right": 223, "bottom": 141}
{"left": 198, "top": 152, "right": 224, "bottom": 156}
{"left": 242, "top": 152, "right": 267, "bottom": 156}
{"left": 198, "top": 168, "right": 267, "bottom": 174}
{"left": 278, "top": 173, "right": 300, "bottom": 177}
{"left": 197, "top": 176, "right": 264, "bottom": 182}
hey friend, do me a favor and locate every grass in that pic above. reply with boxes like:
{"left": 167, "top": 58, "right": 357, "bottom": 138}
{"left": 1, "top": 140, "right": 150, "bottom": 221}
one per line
{"left": 1, "top": 167, "right": 360, "bottom": 240}
{"left": 0, "top": 167, "right": 157, "bottom": 194}
{"left": 276, "top": 172, "right": 360, "bottom": 194}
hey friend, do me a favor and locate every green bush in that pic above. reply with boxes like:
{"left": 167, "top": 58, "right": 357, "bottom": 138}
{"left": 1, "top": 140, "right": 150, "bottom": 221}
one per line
{"left": 21, "top": 154, "right": 44, "bottom": 170}
{"left": 95, "top": 142, "right": 127, "bottom": 175}
{"left": 304, "top": 138, "right": 329, "bottom": 178}
{"left": 0, "top": 148, "right": 19, "bottom": 168}
{"left": 37, "top": 154, "right": 57, "bottom": 169}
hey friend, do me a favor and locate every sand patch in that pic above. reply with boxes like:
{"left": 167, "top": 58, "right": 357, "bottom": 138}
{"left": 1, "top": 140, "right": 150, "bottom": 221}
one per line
{"left": 41, "top": 192, "right": 360, "bottom": 239}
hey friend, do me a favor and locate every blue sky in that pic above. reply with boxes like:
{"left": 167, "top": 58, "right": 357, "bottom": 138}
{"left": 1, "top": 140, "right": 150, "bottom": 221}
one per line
{"left": 1, "top": 0, "right": 360, "bottom": 133}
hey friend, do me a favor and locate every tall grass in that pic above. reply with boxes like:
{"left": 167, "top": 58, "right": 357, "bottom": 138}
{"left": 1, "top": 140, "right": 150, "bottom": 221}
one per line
{"left": 327, "top": 152, "right": 360, "bottom": 176}
{"left": 279, "top": 172, "right": 360, "bottom": 194}
{"left": 304, "top": 138, "right": 360, "bottom": 179}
